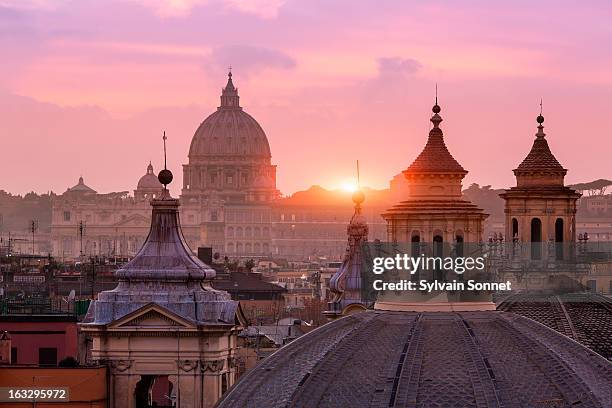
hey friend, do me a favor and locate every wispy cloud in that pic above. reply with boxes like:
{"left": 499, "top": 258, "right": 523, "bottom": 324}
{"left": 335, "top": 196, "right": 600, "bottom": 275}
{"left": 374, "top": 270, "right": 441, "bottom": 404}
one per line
{"left": 124, "top": 0, "right": 285, "bottom": 18}
{"left": 204, "top": 44, "right": 296, "bottom": 76}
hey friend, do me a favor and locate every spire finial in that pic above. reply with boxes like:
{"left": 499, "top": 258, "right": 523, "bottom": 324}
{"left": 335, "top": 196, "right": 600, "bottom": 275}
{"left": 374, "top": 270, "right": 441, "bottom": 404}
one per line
{"left": 535, "top": 100, "right": 546, "bottom": 139}
{"left": 540, "top": 98, "right": 543, "bottom": 116}
{"left": 228, "top": 65, "right": 232, "bottom": 78}
{"left": 537, "top": 99, "right": 544, "bottom": 125}
{"left": 352, "top": 160, "right": 365, "bottom": 211}
{"left": 431, "top": 86, "right": 442, "bottom": 129}
{"left": 435, "top": 82, "right": 438, "bottom": 106}
{"left": 162, "top": 131, "right": 167, "bottom": 170}
{"left": 158, "top": 131, "right": 173, "bottom": 188}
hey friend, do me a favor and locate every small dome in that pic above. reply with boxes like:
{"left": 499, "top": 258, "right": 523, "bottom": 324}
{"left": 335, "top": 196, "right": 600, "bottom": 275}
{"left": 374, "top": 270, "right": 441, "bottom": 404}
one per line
{"left": 137, "top": 162, "right": 163, "bottom": 190}
{"left": 66, "top": 176, "right": 97, "bottom": 194}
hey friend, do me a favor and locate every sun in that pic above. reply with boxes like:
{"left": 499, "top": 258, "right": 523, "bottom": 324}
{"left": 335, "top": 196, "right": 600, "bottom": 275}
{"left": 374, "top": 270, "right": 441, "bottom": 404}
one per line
{"left": 340, "top": 181, "right": 359, "bottom": 193}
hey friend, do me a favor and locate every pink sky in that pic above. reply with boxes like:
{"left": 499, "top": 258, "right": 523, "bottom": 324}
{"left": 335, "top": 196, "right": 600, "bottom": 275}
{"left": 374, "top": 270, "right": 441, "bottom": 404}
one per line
{"left": 1, "top": 0, "right": 611, "bottom": 197}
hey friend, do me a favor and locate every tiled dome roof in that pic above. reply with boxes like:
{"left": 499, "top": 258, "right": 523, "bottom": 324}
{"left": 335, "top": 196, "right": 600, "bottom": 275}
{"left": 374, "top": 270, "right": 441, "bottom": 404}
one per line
{"left": 515, "top": 116, "right": 566, "bottom": 174}
{"left": 405, "top": 104, "right": 466, "bottom": 174}
{"left": 498, "top": 292, "right": 612, "bottom": 360}
{"left": 217, "top": 310, "right": 612, "bottom": 407}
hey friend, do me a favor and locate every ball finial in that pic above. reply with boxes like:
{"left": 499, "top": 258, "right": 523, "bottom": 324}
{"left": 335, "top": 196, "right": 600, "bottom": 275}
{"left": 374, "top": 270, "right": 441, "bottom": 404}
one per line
{"left": 352, "top": 189, "right": 365, "bottom": 205}
{"left": 158, "top": 169, "right": 173, "bottom": 186}
{"left": 432, "top": 104, "right": 441, "bottom": 114}
{"left": 536, "top": 114, "right": 544, "bottom": 124}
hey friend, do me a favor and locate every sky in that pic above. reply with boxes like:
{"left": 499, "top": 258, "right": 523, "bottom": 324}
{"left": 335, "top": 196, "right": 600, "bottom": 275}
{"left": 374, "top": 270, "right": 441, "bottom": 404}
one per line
{"left": 1, "top": 0, "right": 611, "bottom": 197}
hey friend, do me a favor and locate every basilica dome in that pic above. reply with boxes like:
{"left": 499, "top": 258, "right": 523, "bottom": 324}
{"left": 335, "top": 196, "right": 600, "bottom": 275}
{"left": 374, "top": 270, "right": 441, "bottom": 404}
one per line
{"left": 217, "top": 310, "right": 612, "bottom": 407}
{"left": 137, "top": 162, "right": 162, "bottom": 190}
{"left": 188, "top": 72, "right": 271, "bottom": 160}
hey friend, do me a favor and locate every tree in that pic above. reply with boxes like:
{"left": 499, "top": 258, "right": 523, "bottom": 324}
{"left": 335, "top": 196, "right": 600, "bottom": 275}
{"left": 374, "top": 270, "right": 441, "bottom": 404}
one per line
{"left": 58, "top": 356, "right": 79, "bottom": 367}
{"left": 244, "top": 258, "right": 255, "bottom": 272}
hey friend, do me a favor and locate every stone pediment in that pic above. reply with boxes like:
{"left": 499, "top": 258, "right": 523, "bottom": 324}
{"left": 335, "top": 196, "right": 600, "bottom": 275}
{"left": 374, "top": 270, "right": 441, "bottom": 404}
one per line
{"left": 107, "top": 303, "right": 195, "bottom": 330}
{"left": 112, "top": 213, "right": 150, "bottom": 227}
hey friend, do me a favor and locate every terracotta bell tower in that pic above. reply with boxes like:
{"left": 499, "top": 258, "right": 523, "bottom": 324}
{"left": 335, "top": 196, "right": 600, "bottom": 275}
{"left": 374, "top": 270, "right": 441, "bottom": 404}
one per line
{"left": 383, "top": 100, "right": 488, "bottom": 245}
{"left": 500, "top": 112, "right": 581, "bottom": 261}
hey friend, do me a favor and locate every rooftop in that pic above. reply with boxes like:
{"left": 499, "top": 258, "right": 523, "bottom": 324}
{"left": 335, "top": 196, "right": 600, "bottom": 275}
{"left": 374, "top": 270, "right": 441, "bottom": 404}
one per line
{"left": 217, "top": 310, "right": 612, "bottom": 408}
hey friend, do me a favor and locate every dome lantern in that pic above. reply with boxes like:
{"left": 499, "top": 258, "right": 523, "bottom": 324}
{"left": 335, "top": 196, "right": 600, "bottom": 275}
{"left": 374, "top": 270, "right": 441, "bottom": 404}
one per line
{"left": 220, "top": 69, "right": 240, "bottom": 109}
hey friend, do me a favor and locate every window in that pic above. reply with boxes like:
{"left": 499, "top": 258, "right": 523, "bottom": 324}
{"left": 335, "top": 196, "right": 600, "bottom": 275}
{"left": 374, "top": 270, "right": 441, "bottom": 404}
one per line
{"left": 11, "top": 347, "right": 17, "bottom": 364}
{"left": 211, "top": 210, "right": 218, "bottom": 222}
{"left": 63, "top": 211, "right": 71, "bottom": 221}
{"left": 531, "top": 218, "right": 542, "bottom": 260}
{"left": 227, "top": 175, "right": 233, "bottom": 184}
{"left": 39, "top": 348, "right": 57, "bottom": 367}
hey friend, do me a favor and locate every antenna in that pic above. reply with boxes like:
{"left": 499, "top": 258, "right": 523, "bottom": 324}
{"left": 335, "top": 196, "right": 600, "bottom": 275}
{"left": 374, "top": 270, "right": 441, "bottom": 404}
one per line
{"left": 356, "top": 160, "right": 360, "bottom": 188}
{"left": 162, "top": 131, "right": 168, "bottom": 170}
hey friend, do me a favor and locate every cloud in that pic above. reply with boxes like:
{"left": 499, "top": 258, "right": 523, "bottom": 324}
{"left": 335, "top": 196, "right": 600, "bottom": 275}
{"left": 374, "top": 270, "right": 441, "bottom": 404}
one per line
{"left": 224, "top": 0, "right": 285, "bottom": 19}
{"left": 0, "top": 0, "right": 70, "bottom": 11}
{"left": 204, "top": 44, "right": 296, "bottom": 76}
{"left": 377, "top": 57, "right": 422, "bottom": 77}
{"left": 124, "top": 0, "right": 285, "bottom": 18}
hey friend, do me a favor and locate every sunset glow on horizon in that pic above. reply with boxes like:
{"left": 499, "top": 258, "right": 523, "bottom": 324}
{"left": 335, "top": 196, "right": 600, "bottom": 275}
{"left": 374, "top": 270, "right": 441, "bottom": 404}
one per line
{"left": 1, "top": 0, "right": 611, "bottom": 197}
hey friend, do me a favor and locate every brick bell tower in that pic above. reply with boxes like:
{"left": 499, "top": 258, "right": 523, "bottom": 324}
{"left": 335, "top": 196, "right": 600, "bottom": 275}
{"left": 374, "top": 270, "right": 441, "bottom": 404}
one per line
{"left": 500, "top": 110, "right": 581, "bottom": 261}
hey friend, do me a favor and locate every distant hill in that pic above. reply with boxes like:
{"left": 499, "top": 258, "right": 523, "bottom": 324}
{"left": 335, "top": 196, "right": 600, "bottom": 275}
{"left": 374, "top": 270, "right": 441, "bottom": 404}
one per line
{"left": 275, "top": 185, "right": 393, "bottom": 207}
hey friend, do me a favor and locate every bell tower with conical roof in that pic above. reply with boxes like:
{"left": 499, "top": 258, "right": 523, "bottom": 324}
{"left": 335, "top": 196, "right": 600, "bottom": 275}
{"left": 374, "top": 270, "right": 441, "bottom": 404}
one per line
{"left": 377, "top": 98, "right": 492, "bottom": 312}
{"left": 500, "top": 111, "right": 581, "bottom": 261}
{"left": 383, "top": 100, "right": 488, "bottom": 244}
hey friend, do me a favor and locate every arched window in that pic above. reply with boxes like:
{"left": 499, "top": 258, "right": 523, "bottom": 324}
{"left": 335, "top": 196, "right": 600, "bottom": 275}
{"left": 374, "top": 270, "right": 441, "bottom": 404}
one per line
{"left": 410, "top": 230, "right": 420, "bottom": 258}
{"left": 433, "top": 233, "right": 444, "bottom": 281}
{"left": 555, "top": 218, "right": 564, "bottom": 260}
{"left": 512, "top": 218, "right": 519, "bottom": 240}
{"left": 455, "top": 230, "right": 464, "bottom": 257}
{"left": 531, "top": 218, "right": 542, "bottom": 260}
